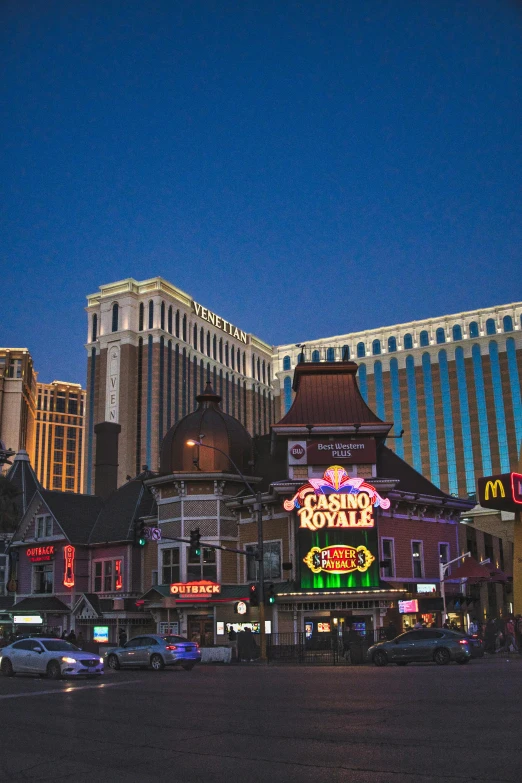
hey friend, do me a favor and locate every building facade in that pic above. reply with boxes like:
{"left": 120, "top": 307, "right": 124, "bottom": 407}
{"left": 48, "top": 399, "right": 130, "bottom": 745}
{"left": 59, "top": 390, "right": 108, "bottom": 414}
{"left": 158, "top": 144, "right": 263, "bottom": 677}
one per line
{"left": 276, "top": 302, "right": 522, "bottom": 502}
{"left": 0, "top": 348, "right": 37, "bottom": 463}
{"left": 34, "top": 381, "right": 86, "bottom": 493}
{"left": 85, "top": 277, "right": 274, "bottom": 492}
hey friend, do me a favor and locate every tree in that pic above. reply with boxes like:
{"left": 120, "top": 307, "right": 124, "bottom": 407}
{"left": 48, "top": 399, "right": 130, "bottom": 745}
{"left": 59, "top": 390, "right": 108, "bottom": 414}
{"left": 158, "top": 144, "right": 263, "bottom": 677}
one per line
{"left": 0, "top": 475, "right": 20, "bottom": 535}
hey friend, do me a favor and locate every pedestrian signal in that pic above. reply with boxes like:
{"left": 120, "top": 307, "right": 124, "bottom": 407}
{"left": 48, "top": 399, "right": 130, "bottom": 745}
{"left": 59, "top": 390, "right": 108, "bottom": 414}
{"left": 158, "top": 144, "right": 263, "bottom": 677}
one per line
{"left": 249, "top": 583, "right": 259, "bottom": 607}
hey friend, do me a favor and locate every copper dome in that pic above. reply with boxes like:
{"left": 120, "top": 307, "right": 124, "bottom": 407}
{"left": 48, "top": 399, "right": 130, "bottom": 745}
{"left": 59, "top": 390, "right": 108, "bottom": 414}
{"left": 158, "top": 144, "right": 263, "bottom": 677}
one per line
{"left": 159, "top": 383, "right": 254, "bottom": 475}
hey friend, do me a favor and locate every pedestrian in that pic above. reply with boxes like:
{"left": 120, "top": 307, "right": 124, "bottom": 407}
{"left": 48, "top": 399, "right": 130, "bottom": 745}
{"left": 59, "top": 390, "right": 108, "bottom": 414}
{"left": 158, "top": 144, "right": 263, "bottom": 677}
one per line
{"left": 118, "top": 629, "right": 127, "bottom": 646}
{"left": 61, "top": 630, "right": 68, "bottom": 640}
{"left": 515, "top": 615, "right": 522, "bottom": 651}
{"left": 413, "top": 620, "right": 423, "bottom": 630}
{"left": 499, "top": 618, "right": 517, "bottom": 653}
{"left": 385, "top": 621, "right": 397, "bottom": 640}
{"left": 236, "top": 629, "right": 247, "bottom": 662}
{"left": 228, "top": 626, "right": 237, "bottom": 642}
{"left": 484, "top": 619, "right": 497, "bottom": 654}
{"left": 243, "top": 627, "right": 258, "bottom": 661}
{"left": 468, "top": 618, "right": 478, "bottom": 636}
{"left": 443, "top": 621, "right": 450, "bottom": 630}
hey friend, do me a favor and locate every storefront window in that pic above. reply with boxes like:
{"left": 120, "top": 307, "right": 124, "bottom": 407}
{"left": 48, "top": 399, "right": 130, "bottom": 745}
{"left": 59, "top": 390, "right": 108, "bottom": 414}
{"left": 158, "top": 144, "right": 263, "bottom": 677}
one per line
{"left": 162, "top": 548, "right": 180, "bottom": 584}
{"left": 246, "top": 542, "right": 281, "bottom": 581}
{"left": 187, "top": 547, "right": 216, "bottom": 582}
{"left": 34, "top": 564, "right": 53, "bottom": 594}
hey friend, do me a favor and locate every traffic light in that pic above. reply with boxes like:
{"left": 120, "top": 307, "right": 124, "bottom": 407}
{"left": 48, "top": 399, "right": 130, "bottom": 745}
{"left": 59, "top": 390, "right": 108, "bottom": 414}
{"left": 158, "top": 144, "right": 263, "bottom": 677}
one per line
{"left": 137, "top": 520, "right": 147, "bottom": 547}
{"left": 189, "top": 528, "right": 201, "bottom": 558}
{"left": 249, "top": 583, "right": 259, "bottom": 607}
{"left": 267, "top": 584, "right": 275, "bottom": 604}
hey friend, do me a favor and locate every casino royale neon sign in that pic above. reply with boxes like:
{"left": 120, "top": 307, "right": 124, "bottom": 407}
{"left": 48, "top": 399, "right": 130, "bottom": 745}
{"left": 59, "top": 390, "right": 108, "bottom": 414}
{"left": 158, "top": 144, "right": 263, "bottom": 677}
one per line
{"left": 284, "top": 465, "right": 390, "bottom": 531}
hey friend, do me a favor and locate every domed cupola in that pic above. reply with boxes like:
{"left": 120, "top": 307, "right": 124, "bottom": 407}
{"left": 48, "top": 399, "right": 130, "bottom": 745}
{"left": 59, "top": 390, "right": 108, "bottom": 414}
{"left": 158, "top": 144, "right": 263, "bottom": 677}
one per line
{"left": 159, "top": 382, "right": 253, "bottom": 475}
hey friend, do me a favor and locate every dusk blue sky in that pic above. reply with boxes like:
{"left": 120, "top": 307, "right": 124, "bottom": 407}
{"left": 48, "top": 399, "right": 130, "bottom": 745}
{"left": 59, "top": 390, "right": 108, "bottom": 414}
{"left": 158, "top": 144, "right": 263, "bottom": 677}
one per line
{"left": 2, "top": 1, "right": 521, "bottom": 385}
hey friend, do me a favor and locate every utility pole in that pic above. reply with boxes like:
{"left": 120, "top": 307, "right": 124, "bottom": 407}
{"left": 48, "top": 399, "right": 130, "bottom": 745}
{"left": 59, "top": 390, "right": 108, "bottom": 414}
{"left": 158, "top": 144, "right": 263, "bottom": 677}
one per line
{"left": 440, "top": 552, "right": 471, "bottom": 621}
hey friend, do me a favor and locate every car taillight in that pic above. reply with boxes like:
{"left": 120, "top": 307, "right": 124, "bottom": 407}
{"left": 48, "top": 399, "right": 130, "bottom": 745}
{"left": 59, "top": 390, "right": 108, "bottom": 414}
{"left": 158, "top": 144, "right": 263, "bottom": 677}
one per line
{"left": 165, "top": 645, "right": 178, "bottom": 651}
{"left": 459, "top": 640, "right": 468, "bottom": 645}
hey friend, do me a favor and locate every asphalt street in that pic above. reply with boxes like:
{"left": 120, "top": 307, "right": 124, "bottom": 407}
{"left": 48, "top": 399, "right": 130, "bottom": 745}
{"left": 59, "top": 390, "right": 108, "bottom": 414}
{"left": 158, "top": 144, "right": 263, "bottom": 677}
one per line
{"left": 0, "top": 657, "right": 521, "bottom": 783}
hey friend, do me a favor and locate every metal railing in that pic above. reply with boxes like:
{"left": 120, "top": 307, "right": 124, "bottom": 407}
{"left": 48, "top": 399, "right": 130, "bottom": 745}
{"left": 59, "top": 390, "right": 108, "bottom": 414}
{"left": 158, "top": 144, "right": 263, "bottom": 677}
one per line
{"left": 267, "top": 629, "right": 387, "bottom": 665}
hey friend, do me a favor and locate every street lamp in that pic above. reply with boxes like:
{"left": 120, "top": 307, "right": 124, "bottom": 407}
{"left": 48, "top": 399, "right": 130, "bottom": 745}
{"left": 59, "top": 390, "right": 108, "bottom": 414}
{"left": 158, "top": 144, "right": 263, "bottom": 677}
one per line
{"left": 439, "top": 551, "right": 471, "bottom": 622}
{"left": 186, "top": 438, "right": 267, "bottom": 661}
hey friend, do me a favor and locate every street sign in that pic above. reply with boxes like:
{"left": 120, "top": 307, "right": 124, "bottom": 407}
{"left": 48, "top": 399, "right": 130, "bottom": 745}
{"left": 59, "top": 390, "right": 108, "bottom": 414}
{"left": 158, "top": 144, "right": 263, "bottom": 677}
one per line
{"left": 144, "top": 527, "right": 161, "bottom": 541}
{"left": 477, "top": 472, "right": 522, "bottom": 512}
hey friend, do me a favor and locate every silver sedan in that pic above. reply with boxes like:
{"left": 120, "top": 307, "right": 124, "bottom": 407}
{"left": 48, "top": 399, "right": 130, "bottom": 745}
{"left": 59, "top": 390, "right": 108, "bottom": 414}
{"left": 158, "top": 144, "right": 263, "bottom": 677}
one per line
{"left": 106, "top": 634, "right": 201, "bottom": 671}
{"left": 0, "top": 638, "right": 104, "bottom": 679}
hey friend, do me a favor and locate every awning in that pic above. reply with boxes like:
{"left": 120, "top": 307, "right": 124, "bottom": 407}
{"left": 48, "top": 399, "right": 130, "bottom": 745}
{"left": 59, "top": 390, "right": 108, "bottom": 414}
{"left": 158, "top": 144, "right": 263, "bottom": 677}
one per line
{"left": 447, "top": 557, "right": 511, "bottom": 583}
{"left": 11, "top": 597, "right": 70, "bottom": 613}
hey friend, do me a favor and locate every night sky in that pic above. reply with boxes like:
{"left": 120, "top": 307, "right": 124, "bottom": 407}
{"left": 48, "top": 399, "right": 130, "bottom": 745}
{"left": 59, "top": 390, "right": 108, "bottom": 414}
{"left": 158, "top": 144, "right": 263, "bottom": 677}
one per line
{"left": 2, "top": 1, "right": 521, "bottom": 385}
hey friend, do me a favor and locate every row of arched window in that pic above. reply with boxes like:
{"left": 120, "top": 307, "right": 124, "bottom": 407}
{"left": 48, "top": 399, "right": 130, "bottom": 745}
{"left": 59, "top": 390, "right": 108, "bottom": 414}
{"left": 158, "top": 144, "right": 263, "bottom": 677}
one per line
{"left": 282, "top": 314, "right": 520, "bottom": 368}
{"left": 91, "top": 301, "right": 271, "bottom": 381}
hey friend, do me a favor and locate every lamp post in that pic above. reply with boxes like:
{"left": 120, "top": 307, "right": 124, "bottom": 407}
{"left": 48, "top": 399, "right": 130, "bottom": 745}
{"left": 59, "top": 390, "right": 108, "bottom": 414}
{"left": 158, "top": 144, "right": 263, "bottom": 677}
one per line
{"left": 186, "top": 438, "right": 267, "bottom": 661}
{"left": 440, "top": 551, "right": 471, "bottom": 622}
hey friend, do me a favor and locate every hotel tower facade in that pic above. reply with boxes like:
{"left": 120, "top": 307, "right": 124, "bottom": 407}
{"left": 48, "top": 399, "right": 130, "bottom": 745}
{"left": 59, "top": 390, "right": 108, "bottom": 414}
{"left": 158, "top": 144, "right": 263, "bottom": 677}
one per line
{"left": 85, "top": 277, "right": 274, "bottom": 492}
{"left": 276, "top": 302, "right": 522, "bottom": 504}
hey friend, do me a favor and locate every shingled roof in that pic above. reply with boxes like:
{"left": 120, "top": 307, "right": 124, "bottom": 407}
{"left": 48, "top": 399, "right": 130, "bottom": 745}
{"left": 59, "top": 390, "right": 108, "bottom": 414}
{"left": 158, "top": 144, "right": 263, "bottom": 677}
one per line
{"left": 88, "top": 472, "right": 157, "bottom": 544}
{"left": 5, "top": 450, "right": 42, "bottom": 523}
{"left": 274, "top": 362, "right": 392, "bottom": 434}
{"left": 41, "top": 490, "right": 103, "bottom": 544}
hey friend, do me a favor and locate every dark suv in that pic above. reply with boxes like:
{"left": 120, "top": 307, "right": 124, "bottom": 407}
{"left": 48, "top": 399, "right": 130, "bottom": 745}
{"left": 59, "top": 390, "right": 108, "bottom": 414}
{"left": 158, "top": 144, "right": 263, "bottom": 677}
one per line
{"left": 367, "top": 629, "right": 472, "bottom": 666}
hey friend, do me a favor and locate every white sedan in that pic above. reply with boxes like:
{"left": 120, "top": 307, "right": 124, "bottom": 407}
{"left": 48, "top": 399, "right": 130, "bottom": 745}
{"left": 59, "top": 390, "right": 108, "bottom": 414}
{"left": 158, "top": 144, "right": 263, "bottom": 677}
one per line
{"left": 0, "top": 637, "right": 104, "bottom": 679}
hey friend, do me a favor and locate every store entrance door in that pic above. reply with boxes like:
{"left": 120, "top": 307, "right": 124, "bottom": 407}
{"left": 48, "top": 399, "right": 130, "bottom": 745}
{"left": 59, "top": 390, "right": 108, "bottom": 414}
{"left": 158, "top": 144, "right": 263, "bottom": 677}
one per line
{"left": 188, "top": 616, "right": 213, "bottom": 647}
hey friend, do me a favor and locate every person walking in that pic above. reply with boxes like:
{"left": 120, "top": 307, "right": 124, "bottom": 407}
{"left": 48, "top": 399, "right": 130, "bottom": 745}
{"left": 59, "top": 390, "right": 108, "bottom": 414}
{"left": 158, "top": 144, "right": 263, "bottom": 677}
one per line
{"left": 468, "top": 618, "right": 478, "bottom": 635}
{"left": 118, "top": 629, "right": 127, "bottom": 646}
{"left": 67, "top": 629, "right": 76, "bottom": 644}
{"left": 498, "top": 617, "right": 517, "bottom": 653}
{"left": 385, "top": 621, "right": 397, "bottom": 640}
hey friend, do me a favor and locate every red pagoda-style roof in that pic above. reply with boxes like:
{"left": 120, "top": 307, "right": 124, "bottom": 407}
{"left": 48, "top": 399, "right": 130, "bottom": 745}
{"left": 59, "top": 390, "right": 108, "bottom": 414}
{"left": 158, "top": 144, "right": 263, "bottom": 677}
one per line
{"left": 273, "top": 362, "right": 392, "bottom": 435}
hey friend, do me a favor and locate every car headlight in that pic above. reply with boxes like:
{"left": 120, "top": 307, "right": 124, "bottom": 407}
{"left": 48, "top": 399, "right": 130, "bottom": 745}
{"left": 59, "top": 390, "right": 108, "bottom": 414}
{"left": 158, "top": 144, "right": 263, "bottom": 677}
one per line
{"left": 62, "top": 656, "right": 77, "bottom": 664}
{"left": 99, "top": 657, "right": 103, "bottom": 664}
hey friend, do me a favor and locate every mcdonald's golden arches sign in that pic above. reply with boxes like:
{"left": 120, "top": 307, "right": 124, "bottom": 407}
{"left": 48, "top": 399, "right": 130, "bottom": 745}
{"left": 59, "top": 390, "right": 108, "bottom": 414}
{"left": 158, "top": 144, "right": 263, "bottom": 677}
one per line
{"left": 477, "top": 473, "right": 522, "bottom": 512}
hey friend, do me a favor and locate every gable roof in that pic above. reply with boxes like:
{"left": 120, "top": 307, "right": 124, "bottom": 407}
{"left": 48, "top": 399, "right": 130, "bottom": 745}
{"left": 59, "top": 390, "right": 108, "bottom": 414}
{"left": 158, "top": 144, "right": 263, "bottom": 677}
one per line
{"left": 5, "top": 450, "right": 42, "bottom": 523}
{"left": 40, "top": 490, "right": 103, "bottom": 544}
{"left": 88, "top": 473, "right": 157, "bottom": 544}
{"left": 274, "top": 362, "right": 392, "bottom": 433}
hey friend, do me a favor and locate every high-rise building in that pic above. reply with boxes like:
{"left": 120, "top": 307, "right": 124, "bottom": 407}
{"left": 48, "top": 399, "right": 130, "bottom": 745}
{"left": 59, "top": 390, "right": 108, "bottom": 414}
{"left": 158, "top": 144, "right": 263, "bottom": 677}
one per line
{"left": 0, "top": 348, "right": 37, "bottom": 464}
{"left": 276, "top": 302, "right": 522, "bottom": 503}
{"left": 34, "top": 381, "right": 86, "bottom": 493}
{"left": 85, "top": 277, "right": 274, "bottom": 492}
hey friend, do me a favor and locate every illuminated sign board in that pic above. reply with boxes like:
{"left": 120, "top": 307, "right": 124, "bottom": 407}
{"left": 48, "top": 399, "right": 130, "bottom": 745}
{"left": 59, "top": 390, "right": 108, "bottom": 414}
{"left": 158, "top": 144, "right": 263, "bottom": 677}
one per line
{"left": 170, "top": 580, "right": 221, "bottom": 596}
{"left": 477, "top": 472, "right": 522, "bottom": 512}
{"left": 14, "top": 615, "right": 43, "bottom": 624}
{"left": 63, "top": 545, "right": 75, "bottom": 588}
{"left": 317, "top": 622, "right": 331, "bottom": 633}
{"left": 303, "top": 545, "right": 375, "bottom": 575}
{"left": 93, "top": 626, "right": 109, "bottom": 643}
{"left": 288, "top": 439, "right": 376, "bottom": 466}
{"left": 192, "top": 302, "right": 248, "bottom": 344}
{"left": 284, "top": 465, "right": 389, "bottom": 531}
{"left": 225, "top": 622, "right": 272, "bottom": 634}
{"left": 287, "top": 466, "right": 385, "bottom": 591}
{"left": 26, "top": 545, "right": 55, "bottom": 563}
{"left": 234, "top": 601, "right": 247, "bottom": 615}
{"left": 399, "top": 600, "right": 419, "bottom": 614}
{"left": 417, "top": 584, "right": 437, "bottom": 594}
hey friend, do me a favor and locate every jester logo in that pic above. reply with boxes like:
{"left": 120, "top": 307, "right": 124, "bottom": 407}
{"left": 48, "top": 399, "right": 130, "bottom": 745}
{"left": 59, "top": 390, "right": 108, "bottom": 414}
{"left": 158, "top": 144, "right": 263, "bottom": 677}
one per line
{"left": 284, "top": 465, "right": 390, "bottom": 511}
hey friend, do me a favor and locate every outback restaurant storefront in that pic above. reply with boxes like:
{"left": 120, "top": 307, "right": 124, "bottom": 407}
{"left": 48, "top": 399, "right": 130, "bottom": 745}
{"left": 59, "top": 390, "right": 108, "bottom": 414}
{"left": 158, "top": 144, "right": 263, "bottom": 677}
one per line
{"left": 275, "top": 465, "right": 405, "bottom": 645}
{"left": 140, "top": 581, "right": 269, "bottom": 646}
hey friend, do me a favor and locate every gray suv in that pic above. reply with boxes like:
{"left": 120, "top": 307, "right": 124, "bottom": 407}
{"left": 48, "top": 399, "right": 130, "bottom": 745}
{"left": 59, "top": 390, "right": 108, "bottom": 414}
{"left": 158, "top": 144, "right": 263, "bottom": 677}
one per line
{"left": 106, "top": 634, "right": 201, "bottom": 672}
{"left": 367, "top": 629, "right": 472, "bottom": 666}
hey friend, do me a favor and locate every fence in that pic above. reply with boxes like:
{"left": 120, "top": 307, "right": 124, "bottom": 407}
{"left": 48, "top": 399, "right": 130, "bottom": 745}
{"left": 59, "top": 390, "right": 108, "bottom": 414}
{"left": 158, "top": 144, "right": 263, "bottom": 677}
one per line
{"left": 267, "top": 629, "right": 388, "bottom": 665}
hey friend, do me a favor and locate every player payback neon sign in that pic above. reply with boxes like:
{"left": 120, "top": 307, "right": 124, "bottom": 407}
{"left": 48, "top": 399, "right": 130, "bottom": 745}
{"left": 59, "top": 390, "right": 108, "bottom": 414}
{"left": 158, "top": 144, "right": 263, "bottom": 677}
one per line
{"left": 284, "top": 465, "right": 390, "bottom": 531}
{"left": 303, "top": 545, "right": 375, "bottom": 575}
{"left": 63, "top": 545, "right": 75, "bottom": 587}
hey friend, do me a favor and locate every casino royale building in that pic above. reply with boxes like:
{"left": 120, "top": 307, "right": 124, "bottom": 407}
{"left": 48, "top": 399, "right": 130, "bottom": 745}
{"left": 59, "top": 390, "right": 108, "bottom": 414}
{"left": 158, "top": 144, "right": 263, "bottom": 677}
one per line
{"left": 141, "top": 360, "right": 479, "bottom": 642}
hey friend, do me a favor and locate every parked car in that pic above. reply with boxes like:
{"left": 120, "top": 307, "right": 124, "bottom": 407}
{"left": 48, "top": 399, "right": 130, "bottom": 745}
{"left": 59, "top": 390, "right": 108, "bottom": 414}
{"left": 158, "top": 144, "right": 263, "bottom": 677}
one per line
{"left": 462, "top": 632, "right": 484, "bottom": 658}
{"left": 367, "top": 629, "right": 472, "bottom": 666}
{"left": 0, "top": 638, "right": 104, "bottom": 679}
{"left": 105, "top": 634, "right": 201, "bottom": 672}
